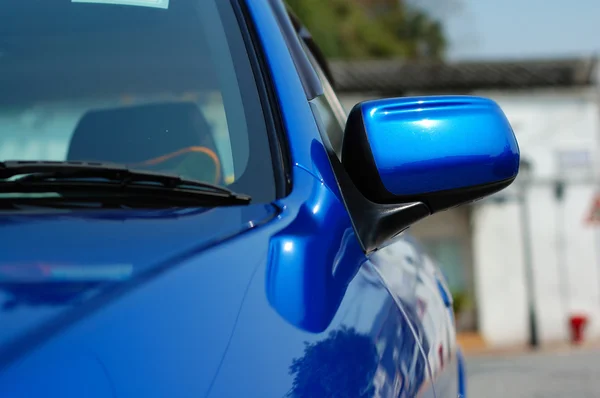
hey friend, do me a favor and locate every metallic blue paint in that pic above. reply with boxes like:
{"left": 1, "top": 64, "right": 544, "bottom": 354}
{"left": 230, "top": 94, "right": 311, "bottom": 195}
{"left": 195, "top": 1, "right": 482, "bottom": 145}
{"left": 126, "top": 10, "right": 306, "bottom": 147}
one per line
{"left": 244, "top": 0, "right": 322, "bottom": 173}
{"left": 0, "top": 163, "right": 439, "bottom": 397}
{"left": 360, "top": 95, "right": 520, "bottom": 196}
{"left": 0, "top": 0, "right": 475, "bottom": 397}
{"left": 0, "top": 204, "right": 278, "bottom": 365}
{"left": 267, "top": 145, "right": 365, "bottom": 333}
{"left": 457, "top": 348, "right": 467, "bottom": 397}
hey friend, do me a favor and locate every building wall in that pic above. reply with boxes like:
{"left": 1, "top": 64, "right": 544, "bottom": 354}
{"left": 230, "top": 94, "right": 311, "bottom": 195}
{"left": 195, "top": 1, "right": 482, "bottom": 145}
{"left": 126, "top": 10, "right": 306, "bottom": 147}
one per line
{"left": 471, "top": 199, "right": 529, "bottom": 345}
{"left": 473, "top": 88, "right": 600, "bottom": 347}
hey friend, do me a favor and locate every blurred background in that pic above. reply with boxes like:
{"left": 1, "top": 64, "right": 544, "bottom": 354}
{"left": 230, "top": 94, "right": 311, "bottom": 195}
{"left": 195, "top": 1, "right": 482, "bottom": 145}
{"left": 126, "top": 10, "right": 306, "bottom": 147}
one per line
{"left": 288, "top": 0, "right": 600, "bottom": 360}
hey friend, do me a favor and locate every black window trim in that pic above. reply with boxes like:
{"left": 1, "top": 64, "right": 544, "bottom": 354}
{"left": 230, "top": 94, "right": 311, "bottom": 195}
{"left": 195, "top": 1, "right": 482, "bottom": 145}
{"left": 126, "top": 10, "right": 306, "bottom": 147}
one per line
{"left": 285, "top": 5, "right": 336, "bottom": 90}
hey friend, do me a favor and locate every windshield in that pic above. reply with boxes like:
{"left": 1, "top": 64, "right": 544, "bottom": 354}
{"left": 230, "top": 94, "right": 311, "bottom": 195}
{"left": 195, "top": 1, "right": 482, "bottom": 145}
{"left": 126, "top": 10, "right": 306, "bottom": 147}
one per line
{"left": 0, "top": 0, "right": 276, "bottom": 203}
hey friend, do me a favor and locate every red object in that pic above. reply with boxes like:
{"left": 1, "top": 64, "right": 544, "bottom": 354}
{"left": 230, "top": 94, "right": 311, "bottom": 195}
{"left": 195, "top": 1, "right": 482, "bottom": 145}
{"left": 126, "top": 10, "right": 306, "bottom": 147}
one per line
{"left": 585, "top": 195, "right": 600, "bottom": 225}
{"left": 569, "top": 314, "right": 588, "bottom": 344}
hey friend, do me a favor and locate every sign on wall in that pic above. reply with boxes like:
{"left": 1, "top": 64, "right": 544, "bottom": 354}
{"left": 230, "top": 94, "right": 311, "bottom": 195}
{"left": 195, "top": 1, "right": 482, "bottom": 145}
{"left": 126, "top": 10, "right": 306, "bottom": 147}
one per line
{"left": 556, "top": 149, "right": 593, "bottom": 175}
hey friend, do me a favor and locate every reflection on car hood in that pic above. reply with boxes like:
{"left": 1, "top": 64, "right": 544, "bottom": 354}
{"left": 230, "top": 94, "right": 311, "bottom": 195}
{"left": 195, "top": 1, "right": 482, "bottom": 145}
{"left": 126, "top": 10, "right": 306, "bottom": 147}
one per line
{"left": 0, "top": 204, "right": 278, "bottom": 357}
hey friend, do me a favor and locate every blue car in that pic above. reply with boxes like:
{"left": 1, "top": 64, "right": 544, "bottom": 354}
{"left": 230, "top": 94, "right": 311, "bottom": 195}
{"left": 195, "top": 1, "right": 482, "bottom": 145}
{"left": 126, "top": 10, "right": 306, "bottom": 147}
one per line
{"left": 0, "top": 0, "right": 519, "bottom": 397}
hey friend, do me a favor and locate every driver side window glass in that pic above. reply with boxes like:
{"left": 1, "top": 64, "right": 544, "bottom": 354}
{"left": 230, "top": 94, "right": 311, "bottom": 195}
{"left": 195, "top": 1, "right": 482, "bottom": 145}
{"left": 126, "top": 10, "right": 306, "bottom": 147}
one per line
{"left": 305, "top": 48, "right": 347, "bottom": 160}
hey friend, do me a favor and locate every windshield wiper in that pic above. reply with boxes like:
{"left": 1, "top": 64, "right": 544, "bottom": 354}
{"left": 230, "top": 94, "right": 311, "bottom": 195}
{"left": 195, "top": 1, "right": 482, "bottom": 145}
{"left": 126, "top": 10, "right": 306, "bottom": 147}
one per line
{"left": 0, "top": 160, "right": 251, "bottom": 206}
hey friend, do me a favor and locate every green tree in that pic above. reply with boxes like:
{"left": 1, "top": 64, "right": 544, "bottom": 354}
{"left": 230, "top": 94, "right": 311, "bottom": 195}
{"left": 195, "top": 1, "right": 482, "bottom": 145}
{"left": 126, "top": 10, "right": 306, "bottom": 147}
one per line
{"left": 286, "top": 0, "right": 447, "bottom": 60}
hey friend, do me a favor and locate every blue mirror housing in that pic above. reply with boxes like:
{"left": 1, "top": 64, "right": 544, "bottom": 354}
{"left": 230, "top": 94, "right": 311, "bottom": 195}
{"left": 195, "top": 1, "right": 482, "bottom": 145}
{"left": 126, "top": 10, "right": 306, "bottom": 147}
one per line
{"left": 342, "top": 95, "right": 520, "bottom": 214}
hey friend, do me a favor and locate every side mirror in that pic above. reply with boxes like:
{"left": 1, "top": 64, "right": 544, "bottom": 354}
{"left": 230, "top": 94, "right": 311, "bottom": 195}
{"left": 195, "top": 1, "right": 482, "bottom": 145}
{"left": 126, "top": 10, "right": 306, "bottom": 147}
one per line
{"left": 341, "top": 95, "right": 519, "bottom": 252}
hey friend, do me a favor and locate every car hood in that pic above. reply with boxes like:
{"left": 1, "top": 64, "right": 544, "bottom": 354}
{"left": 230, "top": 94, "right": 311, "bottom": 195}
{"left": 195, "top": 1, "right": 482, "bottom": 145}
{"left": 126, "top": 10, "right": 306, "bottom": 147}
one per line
{"left": 0, "top": 204, "right": 278, "bottom": 365}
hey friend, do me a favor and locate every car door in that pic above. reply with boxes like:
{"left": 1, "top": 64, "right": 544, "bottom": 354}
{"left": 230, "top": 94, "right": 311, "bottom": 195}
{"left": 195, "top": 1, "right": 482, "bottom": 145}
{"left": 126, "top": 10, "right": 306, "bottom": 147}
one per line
{"left": 409, "top": 238, "right": 466, "bottom": 397}
{"left": 292, "top": 17, "right": 465, "bottom": 398}
{"left": 295, "top": 32, "right": 437, "bottom": 398}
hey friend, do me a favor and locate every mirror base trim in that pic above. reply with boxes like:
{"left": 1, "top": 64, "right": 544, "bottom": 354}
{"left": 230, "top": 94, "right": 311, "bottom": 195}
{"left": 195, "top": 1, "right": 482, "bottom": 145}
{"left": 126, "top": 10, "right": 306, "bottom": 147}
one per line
{"left": 324, "top": 141, "right": 431, "bottom": 253}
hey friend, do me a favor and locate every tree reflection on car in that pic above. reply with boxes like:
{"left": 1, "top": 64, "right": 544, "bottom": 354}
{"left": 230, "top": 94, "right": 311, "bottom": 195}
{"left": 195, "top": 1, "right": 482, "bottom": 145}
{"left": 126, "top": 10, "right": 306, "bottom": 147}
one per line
{"left": 287, "top": 326, "right": 379, "bottom": 398}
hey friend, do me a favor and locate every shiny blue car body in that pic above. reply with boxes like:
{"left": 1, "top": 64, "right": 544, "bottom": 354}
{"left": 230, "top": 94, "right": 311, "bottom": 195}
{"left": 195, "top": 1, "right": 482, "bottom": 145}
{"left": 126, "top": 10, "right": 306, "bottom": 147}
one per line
{"left": 0, "top": 0, "right": 466, "bottom": 397}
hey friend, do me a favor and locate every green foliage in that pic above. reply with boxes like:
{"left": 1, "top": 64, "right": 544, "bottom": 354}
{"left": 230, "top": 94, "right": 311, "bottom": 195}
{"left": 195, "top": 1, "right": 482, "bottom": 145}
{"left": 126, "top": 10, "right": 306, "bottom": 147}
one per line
{"left": 286, "top": 0, "right": 447, "bottom": 60}
{"left": 451, "top": 290, "right": 472, "bottom": 315}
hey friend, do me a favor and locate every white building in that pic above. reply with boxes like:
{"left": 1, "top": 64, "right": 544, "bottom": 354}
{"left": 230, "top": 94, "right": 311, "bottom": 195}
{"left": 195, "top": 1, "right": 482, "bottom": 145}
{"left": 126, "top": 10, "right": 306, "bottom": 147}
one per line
{"left": 333, "top": 56, "right": 600, "bottom": 348}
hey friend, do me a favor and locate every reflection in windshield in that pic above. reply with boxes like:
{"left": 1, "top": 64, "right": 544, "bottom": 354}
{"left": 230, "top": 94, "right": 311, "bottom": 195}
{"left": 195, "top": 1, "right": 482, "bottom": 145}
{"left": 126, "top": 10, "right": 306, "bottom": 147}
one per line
{"left": 0, "top": 94, "right": 236, "bottom": 184}
{"left": 0, "top": 0, "right": 277, "bottom": 203}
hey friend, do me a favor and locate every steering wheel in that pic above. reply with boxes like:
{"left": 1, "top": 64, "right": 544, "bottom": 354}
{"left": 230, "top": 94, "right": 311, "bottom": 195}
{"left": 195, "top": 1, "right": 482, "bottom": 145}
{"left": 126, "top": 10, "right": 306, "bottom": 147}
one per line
{"left": 130, "top": 146, "right": 222, "bottom": 185}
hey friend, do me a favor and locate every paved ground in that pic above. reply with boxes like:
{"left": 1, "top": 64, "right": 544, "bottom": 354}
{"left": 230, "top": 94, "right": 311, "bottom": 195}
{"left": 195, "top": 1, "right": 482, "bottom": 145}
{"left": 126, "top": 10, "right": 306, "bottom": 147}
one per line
{"left": 466, "top": 347, "right": 600, "bottom": 397}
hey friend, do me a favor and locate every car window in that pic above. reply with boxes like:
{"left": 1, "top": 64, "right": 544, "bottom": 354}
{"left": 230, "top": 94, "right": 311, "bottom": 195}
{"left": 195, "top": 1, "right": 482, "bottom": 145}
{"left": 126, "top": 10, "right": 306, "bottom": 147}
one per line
{"left": 305, "top": 47, "right": 347, "bottom": 160}
{"left": 316, "top": 62, "right": 348, "bottom": 129}
{"left": 0, "top": 0, "right": 276, "bottom": 202}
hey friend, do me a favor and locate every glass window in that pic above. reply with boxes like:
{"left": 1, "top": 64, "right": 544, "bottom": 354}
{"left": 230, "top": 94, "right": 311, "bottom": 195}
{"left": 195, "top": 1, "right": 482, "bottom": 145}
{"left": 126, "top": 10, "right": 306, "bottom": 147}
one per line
{"left": 305, "top": 47, "right": 347, "bottom": 159}
{"left": 0, "top": 0, "right": 276, "bottom": 202}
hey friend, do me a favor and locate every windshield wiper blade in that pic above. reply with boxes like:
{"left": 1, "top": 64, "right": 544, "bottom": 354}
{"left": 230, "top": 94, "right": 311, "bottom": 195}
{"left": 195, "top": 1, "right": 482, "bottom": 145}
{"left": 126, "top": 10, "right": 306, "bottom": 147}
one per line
{"left": 0, "top": 160, "right": 251, "bottom": 205}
